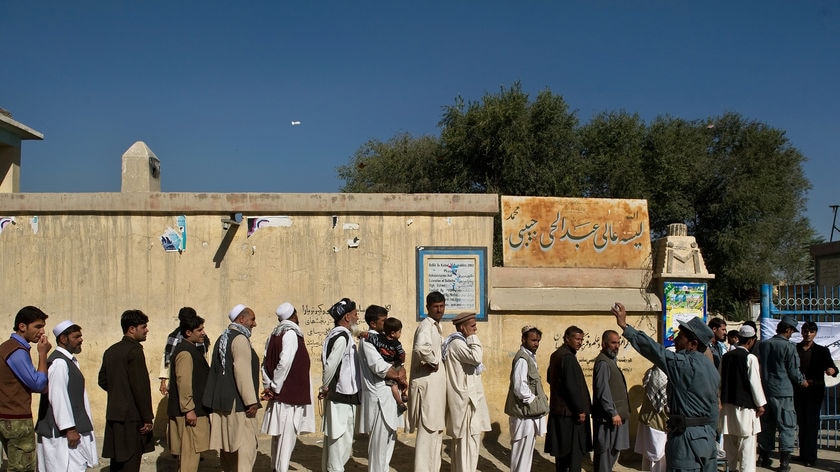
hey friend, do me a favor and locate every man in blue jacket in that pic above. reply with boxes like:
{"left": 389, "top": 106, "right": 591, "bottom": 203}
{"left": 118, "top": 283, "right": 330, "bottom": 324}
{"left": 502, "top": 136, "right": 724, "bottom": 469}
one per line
{"left": 612, "top": 302, "right": 719, "bottom": 472}
{"left": 757, "top": 315, "right": 808, "bottom": 472}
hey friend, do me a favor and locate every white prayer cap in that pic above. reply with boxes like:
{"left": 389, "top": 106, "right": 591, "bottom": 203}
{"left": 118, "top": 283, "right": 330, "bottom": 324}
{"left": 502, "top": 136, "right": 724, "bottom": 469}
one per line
{"left": 276, "top": 302, "right": 295, "bottom": 321}
{"left": 228, "top": 304, "right": 248, "bottom": 322}
{"left": 53, "top": 320, "right": 76, "bottom": 337}
{"left": 739, "top": 325, "right": 756, "bottom": 338}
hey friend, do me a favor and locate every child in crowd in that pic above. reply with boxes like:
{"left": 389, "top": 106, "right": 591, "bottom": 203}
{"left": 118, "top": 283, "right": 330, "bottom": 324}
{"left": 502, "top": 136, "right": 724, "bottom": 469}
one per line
{"left": 360, "top": 317, "right": 408, "bottom": 413}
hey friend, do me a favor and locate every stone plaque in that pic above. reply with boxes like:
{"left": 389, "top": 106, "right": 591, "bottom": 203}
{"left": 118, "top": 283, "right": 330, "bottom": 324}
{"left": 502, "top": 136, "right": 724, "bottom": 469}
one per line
{"left": 501, "top": 196, "right": 650, "bottom": 268}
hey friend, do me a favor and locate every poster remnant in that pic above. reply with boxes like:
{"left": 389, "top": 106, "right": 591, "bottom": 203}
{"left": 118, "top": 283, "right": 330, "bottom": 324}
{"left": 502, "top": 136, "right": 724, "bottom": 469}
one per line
{"left": 247, "top": 216, "right": 293, "bottom": 237}
{"left": 160, "top": 215, "right": 186, "bottom": 252}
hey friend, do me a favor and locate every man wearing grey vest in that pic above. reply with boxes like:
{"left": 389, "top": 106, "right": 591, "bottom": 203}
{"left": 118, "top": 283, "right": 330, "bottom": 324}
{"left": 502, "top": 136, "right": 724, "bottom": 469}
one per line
{"left": 592, "top": 330, "right": 630, "bottom": 472}
{"left": 505, "top": 325, "right": 548, "bottom": 472}
{"left": 35, "top": 320, "right": 98, "bottom": 471}
{"left": 204, "top": 304, "right": 261, "bottom": 472}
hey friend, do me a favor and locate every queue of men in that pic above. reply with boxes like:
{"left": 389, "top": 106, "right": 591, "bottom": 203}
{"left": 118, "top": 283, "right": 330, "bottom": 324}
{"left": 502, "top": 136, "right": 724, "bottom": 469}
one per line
{"left": 3, "top": 299, "right": 839, "bottom": 472}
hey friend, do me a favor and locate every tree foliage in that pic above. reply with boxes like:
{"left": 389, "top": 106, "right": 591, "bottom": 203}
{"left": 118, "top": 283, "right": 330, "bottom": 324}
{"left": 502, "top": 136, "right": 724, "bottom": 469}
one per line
{"left": 337, "top": 84, "right": 817, "bottom": 314}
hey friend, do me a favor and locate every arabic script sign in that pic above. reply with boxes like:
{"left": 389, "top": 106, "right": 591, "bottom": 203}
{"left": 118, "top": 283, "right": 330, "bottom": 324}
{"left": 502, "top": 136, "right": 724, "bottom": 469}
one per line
{"left": 501, "top": 196, "right": 651, "bottom": 268}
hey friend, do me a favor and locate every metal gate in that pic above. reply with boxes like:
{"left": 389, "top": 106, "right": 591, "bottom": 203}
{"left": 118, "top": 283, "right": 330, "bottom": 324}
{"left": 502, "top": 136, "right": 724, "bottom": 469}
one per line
{"left": 760, "top": 283, "right": 840, "bottom": 448}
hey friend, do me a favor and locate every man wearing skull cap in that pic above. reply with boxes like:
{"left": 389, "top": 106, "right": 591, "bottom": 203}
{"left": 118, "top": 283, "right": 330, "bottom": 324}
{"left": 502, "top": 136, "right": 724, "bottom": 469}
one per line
{"left": 204, "top": 304, "right": 261, "bottom": 471}
{"left": 260, "top": 302, "right": 315, "bottom": 472}
{"left": 719, "top": 324, "right": 766, "bottom": 472}
{"left": 36, "top": 320, "right": 99, "bottom": 471}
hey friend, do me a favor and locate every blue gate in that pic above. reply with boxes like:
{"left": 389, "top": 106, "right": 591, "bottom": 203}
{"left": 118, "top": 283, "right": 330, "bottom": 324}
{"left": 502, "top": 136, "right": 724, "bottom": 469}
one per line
{"left": 760, "top": 283, "right": 840, "bottom": 448}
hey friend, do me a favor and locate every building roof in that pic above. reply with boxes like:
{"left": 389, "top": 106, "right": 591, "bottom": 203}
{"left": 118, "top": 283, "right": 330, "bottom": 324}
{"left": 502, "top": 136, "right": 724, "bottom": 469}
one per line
{"left": 0, "top": 112, "right": 44, "bottom": 140}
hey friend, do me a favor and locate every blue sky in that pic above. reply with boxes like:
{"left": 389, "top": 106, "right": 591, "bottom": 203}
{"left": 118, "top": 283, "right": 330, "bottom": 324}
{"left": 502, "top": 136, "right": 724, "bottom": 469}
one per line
{"left": 2, "top": 2, "right": 838, "bottom": 238}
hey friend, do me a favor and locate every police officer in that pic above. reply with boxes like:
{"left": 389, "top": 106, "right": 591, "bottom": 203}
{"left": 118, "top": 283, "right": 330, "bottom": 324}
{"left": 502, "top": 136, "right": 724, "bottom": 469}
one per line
{"left": 612, "top": 303, "right": 719, "bottom": 472}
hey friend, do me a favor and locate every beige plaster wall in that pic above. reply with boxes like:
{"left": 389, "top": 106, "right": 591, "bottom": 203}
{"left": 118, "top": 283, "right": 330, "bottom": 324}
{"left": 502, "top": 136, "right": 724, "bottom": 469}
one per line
{"left": 0, "top": 192, "right": 663, "bottom": 440}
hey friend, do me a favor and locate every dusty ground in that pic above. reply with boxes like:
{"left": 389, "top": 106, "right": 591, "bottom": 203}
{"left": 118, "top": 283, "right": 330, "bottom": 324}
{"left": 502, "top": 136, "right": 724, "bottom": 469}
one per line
{"left": 81, "top": 422, "right": 840, "bottom": 472}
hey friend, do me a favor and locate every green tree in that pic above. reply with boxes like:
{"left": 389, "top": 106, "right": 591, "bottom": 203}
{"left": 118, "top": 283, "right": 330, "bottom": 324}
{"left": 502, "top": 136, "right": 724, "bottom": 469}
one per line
{"left": 439, "top": 82, "right": 582, "bottom": 196}
{"left": 338, "top": 133, "right": 446, "bottom": 193}
{"left": 578, "top": 111, "right": 647, "bottom": 199}
{"left": 641, "top": 116, "right": 708, "bottom": 236}
{"left": 689, "top": 113, "right": 814, "bottom": 310}
{"left": 336, "top": 87, "right": 817, "bottom": 314}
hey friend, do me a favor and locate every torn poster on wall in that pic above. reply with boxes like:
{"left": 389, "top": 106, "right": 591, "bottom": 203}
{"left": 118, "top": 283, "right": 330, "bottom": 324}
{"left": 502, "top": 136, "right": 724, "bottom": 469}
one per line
{"left": 0, "top": 217, "right": 16, "bottom": 234}
{"left": 247, "top": 216, "right": 293, "bottom": 237}
{"left": 160, "top": 215, "right": 187, "bottom": 252}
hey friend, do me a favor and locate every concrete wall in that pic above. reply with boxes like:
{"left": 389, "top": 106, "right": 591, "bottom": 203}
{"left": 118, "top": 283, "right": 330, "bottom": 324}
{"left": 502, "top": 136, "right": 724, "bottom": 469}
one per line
{"left": 0, "top": 191, "right": 661, "bottom": 438}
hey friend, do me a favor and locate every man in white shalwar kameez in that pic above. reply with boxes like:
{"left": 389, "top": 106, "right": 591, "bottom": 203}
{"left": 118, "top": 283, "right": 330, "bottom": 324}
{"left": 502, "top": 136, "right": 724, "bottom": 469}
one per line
{"left": 35, "top": 320, "right": 98, "bottom": 471}
{"left": 443, "top": 312, "right": 491, "bottom": 472}
{"left": 408, "top": 291, "right": 447, "bottom": 472}
{"left": 260, "top": 302, "right": 315, "bottom": 472}
{"left": 720, "top": 325, "right": 767, "bottom": 472}
{"left": 320, "top": 298, "right": 361, "bottom": 472}
{"left": 505, "top": 326, "right": 548, "bottom": 472}
{"left": 357, "top": 305, "right": 407, "bottom": 472}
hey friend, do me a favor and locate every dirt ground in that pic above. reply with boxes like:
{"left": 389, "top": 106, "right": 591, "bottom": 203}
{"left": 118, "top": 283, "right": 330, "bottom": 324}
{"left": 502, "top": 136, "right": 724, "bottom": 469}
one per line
{"left": 83, "top": 421, "right": 840, "bottom": 472}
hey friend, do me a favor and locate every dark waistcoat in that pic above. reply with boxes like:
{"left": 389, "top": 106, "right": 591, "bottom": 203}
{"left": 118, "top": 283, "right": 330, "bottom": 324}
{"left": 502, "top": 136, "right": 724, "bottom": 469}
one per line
{"left": 720, "top": 348, "right": 757, "bottom": 409}
{"left": 35, "top": 350, "right": 94, "bottom": 436}
{"left": 168, "top": 340, "right": 210, "bottom": 417}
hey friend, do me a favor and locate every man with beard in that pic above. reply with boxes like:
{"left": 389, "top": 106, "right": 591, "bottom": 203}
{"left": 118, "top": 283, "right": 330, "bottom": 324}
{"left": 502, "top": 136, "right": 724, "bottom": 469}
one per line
{"left": 320, "top": 298, "right": 361, "bottom": 472}
{"left": 443, "top": 312, "right": 491, "bottom": 472}
{"left": 545, "top": 325, "right": 591, "bottom": 472}
{"left": 612, "top": 303, "right": 719, "bottom": 472}
{"left": 260, "top": 302, "right": 315, "bottom": 472}
{"left": 204, "top": 304, "right": 262, "bottom": 472}
{"left": 794, "top": 320, "right": 838, "bottom": 467}
{"left": 36, "top": 321, "right": 98, "bottom": 471}
{"left": 98, "top": 310, "right": 154, "bottom": 472}
{"left": 505, "top": 325, "right": 548, "bottom": 472}
{"left": 592, "top": 330, "right": 630, "bottom": 472}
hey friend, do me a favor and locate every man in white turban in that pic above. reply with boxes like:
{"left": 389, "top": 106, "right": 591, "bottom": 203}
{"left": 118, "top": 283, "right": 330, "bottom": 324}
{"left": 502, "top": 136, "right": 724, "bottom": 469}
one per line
{"left": 204, "top": 304, "right": 261, "bottom": 471}
{"left": 260, "top": 302, "right": 315, "bottom": 472}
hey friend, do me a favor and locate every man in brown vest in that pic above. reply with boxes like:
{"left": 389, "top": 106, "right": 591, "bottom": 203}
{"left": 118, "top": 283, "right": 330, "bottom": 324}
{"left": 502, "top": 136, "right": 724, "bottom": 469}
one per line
{"left": 504, "top": 325, "right": 549, "bottom": 472}
{"left": 260, "top": 302, "right": 314, "bottom": 472}
{"left": 0, "top": 306, "right": 51, "bottom": 472}
{"left": 592, "top": 330, "right": 630, "bottom": 472}
{"left": 167, "top": 314, "right": 211, "bottom": 472}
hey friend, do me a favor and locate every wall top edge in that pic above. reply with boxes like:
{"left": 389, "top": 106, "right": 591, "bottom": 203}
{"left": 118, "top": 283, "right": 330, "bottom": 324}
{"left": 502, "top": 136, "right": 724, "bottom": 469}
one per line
{"left": 0, "top": 192, "right": 500, "bottom": 215}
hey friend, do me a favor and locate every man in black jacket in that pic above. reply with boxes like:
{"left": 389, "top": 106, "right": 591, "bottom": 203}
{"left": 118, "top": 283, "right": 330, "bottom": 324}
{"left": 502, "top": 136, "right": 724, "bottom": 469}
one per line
{"left": 545, "top": 325, "right": 592, "bottom": 472}
{"left": 794, "top": 320, "right": 838, "bottom": 467}
{"left": 98, "top": 310, "right": 154, "bottom": 472}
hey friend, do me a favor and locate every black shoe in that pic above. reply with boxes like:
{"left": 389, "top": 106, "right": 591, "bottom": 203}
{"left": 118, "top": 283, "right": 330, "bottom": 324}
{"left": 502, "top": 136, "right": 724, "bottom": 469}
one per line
{"left": 779, "top": 452, "right": 791, "bottom": 472}
{"left": 758, "top": 451, "right": 772, "bottom": 468}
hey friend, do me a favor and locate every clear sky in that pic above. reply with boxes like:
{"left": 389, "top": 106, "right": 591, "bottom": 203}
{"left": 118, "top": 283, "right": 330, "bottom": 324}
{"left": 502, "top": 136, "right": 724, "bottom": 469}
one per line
{"left": 3, "top": 2, "right": 838, "bottom": 238}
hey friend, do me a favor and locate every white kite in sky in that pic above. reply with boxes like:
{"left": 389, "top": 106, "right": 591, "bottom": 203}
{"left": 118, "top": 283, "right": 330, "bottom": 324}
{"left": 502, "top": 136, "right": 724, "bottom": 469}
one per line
{"left": 291, "top": 121, "right": 301, "bottom": 126}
